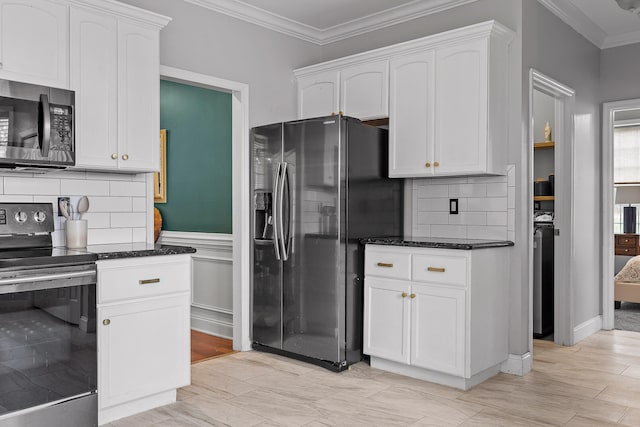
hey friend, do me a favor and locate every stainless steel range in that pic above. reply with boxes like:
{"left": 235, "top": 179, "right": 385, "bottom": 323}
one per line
{"left": 0, "top": 203, "right": 97, "bottom": 426}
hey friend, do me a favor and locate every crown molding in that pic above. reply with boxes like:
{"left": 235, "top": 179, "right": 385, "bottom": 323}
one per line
{"left": 602, "top": 28, "right": 640, "bottom": 48}
{"left": 538, "top": 0, "right": 640, "bottom": 49}
{"left": 185, "top": 0, "right": 479, "bottom": 45}
{"left": 537, "top": 0, "right": 607, "bottom": 48}
{"left": 68, "top": 0, "right": 171, "bottom": 28}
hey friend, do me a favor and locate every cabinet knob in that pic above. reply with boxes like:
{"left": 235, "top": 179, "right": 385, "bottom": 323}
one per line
{"left": 410, "top": 293, "right": 416, "bottom": 299}
{"left": 401, "top": 292, "right": 407, "bottom": 298}
{"left": 122, "top": 154, "right": 129, "bottom": 160}
{"left": 425, "top": 162, "right": 431, "bottom": 168}
{"left": 111, "top": 153, "right": 118, "bottom": 160}
{"left": 103, "top": 319, "right": 111, "bottom": 326}
{"left": 433, "top": 161, "right": 440, "bottom": 167}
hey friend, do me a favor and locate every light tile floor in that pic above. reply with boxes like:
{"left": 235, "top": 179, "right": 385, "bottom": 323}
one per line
{"left": 107, "top": 330, "right": 640, "bottom": 426}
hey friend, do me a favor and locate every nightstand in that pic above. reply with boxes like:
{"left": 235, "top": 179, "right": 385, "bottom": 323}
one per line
{"left": 615, "top": 234, "right": 640, "bottom": 256}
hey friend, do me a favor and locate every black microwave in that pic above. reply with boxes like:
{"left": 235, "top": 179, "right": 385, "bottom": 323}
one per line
{"left": 0, "top": 79, "right": 75, "bottom": 169}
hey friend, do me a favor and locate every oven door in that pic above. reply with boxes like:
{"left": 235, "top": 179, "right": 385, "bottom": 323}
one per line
{"left": 0, "top": 263, "right": 96, "bottom": 426}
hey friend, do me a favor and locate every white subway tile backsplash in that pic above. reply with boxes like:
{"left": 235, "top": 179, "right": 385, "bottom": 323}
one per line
{"left": 487, "top": 211, "right": 508, "bottom": 226}
{"left": 111, "top": 212, "right": 146, "bottom": 228}
{"left": 467, "top": 226, "right": 507, "bottom": 240}
{"left": 486, "top": 183, "right": 508, "bottom": 197}
{"left": 449, "top": 212, "right": 486, "bottom": 226}
{"left": 4, "top": 177, "right": 60, "bottom": 195}
{"left": 0, "top": 170, "right": 153, "bottom": 245}
{"left": 61, "top": 179, "right": 110, "bottom": 196}
{"left": 88, "top": 228, "right": 133, "bottom": 245}
{"left": 132, "top": 197, "right": 147, "bottom": 212}
{"left": 89, "top": 196, "right": 133, "bottom": 213}
{"left": 431, "top": 224, "right": 467, "bottom": 239}
{"left": 415, "top": 184, "right": 449, "bottom": 198}
{"left": 83, "top": 212, "right": 110, "bottom": 229}
{"left": 411, "top": 167, "right": 516, "bottom": 241}
{"left": 416, "top": 198, "right": 449, "bottom": 212}
{"left": 132, "top": 228, "right": 146, "bottom": 242}
{"left": 450, "top": 183, "right": 487, "bottom": 198}
{"left": 416, "top": 211, "right": 449, "bottom": 225}
{"left": 110, "top": 180, "right": 146, "bottom": 197}
{"left": 0, "top": 195, "right": 34, "bottom": 203}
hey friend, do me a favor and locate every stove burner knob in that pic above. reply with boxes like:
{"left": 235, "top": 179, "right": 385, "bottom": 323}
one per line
{"left": 33, "top": 211, "right": 46, "bottom": 223}
{"left": 14, "top": 211, "right": 27, "bottom": 223}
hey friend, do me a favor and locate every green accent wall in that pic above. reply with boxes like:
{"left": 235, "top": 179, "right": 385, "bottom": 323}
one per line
{"left": 156, "top": 80, "right": 232, "bottom": 233}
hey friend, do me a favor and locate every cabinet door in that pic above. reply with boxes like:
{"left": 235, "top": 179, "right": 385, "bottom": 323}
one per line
{"left": 98, "top": 293, "right": 190, "bottom": 409}
{"left": 340, "top": 60, "right": 388, "bottom": 120}
{"left": 363, "top": 277, "right": 410, "bottom": 364}
{"left": 434, "top": 39, "right": 488, "bottom": 175}
{"left": 410, "top": 283, "right": 466, "bottom": 376}
{"left": 0, "top": 0, "right": 67, "bottom": 88}
{"left": 388, "top": 50, "right": 435, "bottom": 178}
{"left": 117, "top": 21, "right": 159, "bottom": 171}
{"left": 70, "top": 7, "right": 118, "bottom": 170}
{"left": 297, "top": 70, "right": 339, "bottom": 119}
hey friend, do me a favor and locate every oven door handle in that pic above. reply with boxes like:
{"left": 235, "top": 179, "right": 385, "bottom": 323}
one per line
{"left": 0, "top": 269, "right": 96, "bottom": 293}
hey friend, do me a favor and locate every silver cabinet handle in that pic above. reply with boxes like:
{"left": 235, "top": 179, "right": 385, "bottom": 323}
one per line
{"left": 103, "top": 319, "right": 111, "bottom": 326}
{"left": 139, "top": 278, "right": 160, "bottom": 285}
{"left": 279, "top": 162, "right": 289, "bottom": 261}
{"left": 272, "top": 162, "right": 282, "bottom": 261}
{"left": 122, "top": 154, "right": 129, "bottom": 160}
{"left": 111, "top": 153, "right": 118, "bottom": 159}
{"left": 39, "top": 94, "right": 51, "bottom": 157}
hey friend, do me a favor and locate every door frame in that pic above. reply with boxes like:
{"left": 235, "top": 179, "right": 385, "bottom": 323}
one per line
{"left": 602, "top": 98, "right": 640, "bottom": 330}
{"left": 159, "top": 65, "right": 252, "bottom": 351}
{"left": 528, "top": 69, "right": 575, "bottom": 349}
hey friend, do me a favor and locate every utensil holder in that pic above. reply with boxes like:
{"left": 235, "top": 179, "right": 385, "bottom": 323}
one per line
{"left": 66, "top": 220, "right": 88, "bottom": 248}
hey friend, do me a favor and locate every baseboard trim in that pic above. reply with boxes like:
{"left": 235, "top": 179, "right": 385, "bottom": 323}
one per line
{"left": 98, "top": 390, "right": 176, "bottom": 425}
{"left": 501, "top": 352, "right": 532, "bottom": 376}
{"left": 191, "top": 311, "right": 233, "bottom": 339}
{"left": 573, "top": 315, "right": 602, "bottom": 344}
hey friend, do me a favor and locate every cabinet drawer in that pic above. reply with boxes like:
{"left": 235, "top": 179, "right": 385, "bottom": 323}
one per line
{"left": 365, "top": 251, "right": 411, "bottom": 280}
{"left": 616, "top": 235, "right": 638, "bottom": 247}
{"left": 98, "top": 256, "right": 190, "bottom": 304}
{"left": 412, "top": 254, "right": 467, "bottom": 286}
{"left": 616, "top": 246, "right": 638, "bottom": 256}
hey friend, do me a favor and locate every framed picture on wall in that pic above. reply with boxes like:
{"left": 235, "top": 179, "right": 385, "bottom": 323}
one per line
{"left": 154, "top": 129, "right": 167, "bottom": 203}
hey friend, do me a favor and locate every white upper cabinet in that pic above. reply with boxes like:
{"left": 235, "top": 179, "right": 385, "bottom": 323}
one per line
{"left": 0, "top": 0, "right": 68, "bottom": 88}
{"left": 296, "top": 60, "right": 388, "bottom": 120}
{"left": 117, "top": 21, "right": 159, "bottom": 172}
{"left": 434, "top": 39, "right": 488, "bottom": 176}
{"left": 340, "top": 60, "right": 388, "bottom": 120}
{"left": 70, "top": 6, "right": 118, "bottom": 169}
{"left": 69, "top": 1, "right": 169, "bottom": 172}
{"left": 297, "top": 70, "right": 339, "bottom": 119}
{"left": 295, "top": 21, "right": 513, "bottom": 178}
{"left": 388, "top": 50, "right": 435, "bottom": 177}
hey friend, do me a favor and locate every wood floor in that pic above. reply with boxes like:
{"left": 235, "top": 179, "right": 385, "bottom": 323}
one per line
{"left": 191, "top": 330, "right": 234, "bottom": 363}
{"left": 109, "top": 329, "right": 640, "bottom": 426}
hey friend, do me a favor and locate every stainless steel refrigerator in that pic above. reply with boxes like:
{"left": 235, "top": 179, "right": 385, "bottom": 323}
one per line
{"left": 251, "top": 115, "right": 403, "bottom": 371}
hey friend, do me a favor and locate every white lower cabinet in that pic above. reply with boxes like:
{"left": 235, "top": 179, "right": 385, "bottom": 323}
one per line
{"left": 364, "top": 244, "right": 508, "bottom": 390}
{"left": 97, "top": 254, "right": 191, "bottom": 425}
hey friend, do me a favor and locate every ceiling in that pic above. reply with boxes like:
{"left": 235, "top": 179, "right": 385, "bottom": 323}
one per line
{"left": 186, "top": 0, "right": 640, "bottom": 48}
{"left": 539, "top": 0, "right": 640, "bottom": 48}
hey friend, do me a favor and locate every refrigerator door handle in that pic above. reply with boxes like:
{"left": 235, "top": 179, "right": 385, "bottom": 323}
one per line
{"left": 279, "top": 162, "right": 289, "bottom": 261}
{"left": 272, "top": 162, "right": 282, "bottom": 260}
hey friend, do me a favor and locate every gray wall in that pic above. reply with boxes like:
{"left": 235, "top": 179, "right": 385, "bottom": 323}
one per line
{"left": 523, "top": 0, "right": 601, "bottom": 332}
{"left": 601, "top": 43, "right": 640, "bottom": 104}
{"left": 119, "top": 0, "right": 323, "bottom": 127}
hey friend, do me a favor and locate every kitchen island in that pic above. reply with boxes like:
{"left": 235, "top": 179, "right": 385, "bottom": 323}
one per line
{"left": 363, "top": 238, "right": 512, "bottom": 390}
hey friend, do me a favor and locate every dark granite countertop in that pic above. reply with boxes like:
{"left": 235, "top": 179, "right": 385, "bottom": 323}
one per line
{"left": 362, "top": 236, "right": 514, "bottom": 250}
{"left": 57, "top": 243, "right": 196, "bottom": 260}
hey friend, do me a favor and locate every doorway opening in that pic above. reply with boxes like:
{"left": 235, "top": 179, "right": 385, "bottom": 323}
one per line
{"left": 159, "top": 66, "right": 251, "bottom": 352}
{"left": 602, "top": 99, "right": 640, "bottom": 332}
{"left": 528, "top": 70, "right": 575, "bottom": 353}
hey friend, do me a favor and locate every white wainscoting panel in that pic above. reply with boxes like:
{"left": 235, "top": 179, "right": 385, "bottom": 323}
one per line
{"left": 159, "top": 231, "right": 233, "bottom": 339}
